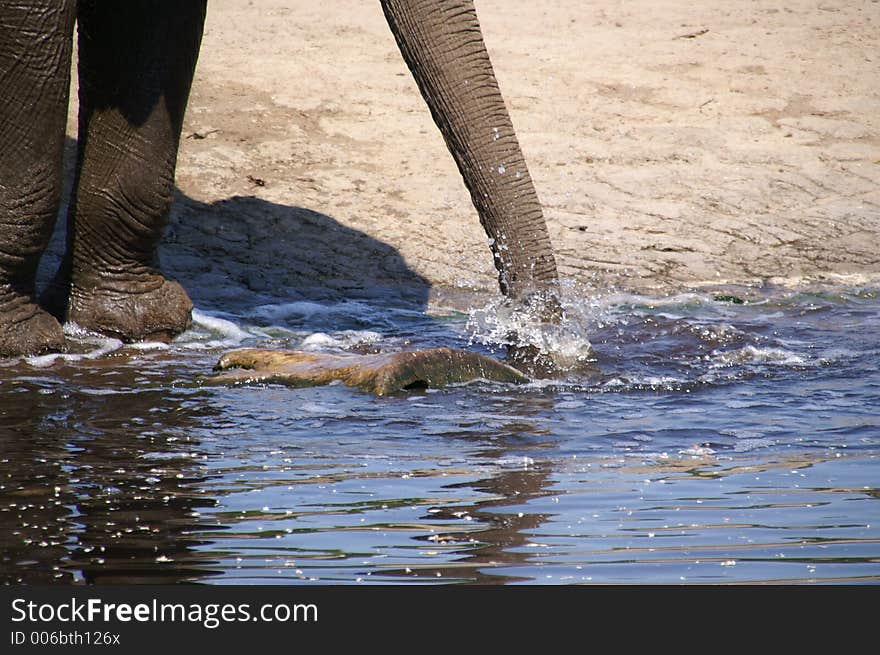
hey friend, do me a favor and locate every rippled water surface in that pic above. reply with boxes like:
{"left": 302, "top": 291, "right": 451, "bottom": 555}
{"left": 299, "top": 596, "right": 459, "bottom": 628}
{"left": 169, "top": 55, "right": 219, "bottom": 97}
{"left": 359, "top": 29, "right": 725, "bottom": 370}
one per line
{"left": 2, "top": 286, "right": 878, "bottom": 584}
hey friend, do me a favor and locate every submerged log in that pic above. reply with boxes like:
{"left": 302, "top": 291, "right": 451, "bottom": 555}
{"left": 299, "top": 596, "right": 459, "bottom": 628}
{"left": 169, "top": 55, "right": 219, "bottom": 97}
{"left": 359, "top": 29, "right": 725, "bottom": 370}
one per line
{"left": 210, "top": 347, "right": 528, "bottom": 395}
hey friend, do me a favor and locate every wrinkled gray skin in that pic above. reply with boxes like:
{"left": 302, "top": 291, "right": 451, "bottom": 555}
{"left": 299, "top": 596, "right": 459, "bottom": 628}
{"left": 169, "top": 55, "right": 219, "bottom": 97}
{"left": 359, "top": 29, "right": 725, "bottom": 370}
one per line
{"left": 0, "top": 0, "right": 560, "bottom": 358}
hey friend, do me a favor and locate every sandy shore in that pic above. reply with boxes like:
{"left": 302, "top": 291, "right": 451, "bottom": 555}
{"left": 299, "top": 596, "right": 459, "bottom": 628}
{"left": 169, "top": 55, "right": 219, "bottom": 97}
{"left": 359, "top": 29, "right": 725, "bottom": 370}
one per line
{"left": 63, "top": 1, "right": 880, "bottom": 310}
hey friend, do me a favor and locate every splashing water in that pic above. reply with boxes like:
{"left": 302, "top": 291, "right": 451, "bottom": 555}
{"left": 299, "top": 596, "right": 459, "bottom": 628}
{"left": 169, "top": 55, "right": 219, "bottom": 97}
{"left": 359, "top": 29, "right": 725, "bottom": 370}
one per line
{"left": 466, "top": 290, "right": 597, "bottom": 373}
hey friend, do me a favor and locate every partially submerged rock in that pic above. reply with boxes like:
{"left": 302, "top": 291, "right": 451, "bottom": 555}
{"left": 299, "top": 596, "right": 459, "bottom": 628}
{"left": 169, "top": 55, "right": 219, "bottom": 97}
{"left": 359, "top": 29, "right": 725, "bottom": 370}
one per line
{"left": 210, "top": 347, "right": 528, "bottom": 395}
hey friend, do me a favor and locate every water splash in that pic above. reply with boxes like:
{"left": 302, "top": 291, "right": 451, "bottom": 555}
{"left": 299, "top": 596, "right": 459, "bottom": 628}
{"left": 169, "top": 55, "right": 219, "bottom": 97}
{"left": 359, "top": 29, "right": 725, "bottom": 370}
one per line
{"left": 184, "top": 309, "right": 257, "bottom": 349}
{"left": 25, "top": 323, "right": 124, "bottom": 367}
{"left": 466, "top": 290, "right": 597, "bottom": 374}
{"left": 298, "top": 330, "right": 383, "bottom": 352}
{"left": 710, "top": 345, "right": 808, "bottom": 367}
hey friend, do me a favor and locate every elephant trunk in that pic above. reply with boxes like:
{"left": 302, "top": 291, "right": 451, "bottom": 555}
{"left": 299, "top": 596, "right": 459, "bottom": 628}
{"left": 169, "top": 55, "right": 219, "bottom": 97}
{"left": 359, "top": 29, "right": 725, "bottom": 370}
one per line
{"left": 380, "top": 0, "right": 560, "bottom": 305}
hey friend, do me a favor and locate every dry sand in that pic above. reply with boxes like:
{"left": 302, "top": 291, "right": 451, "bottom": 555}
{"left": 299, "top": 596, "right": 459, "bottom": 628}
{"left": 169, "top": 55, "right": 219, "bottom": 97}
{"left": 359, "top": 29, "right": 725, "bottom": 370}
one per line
{"left": 69, "top": 1, "right": 880, "bottom": 309}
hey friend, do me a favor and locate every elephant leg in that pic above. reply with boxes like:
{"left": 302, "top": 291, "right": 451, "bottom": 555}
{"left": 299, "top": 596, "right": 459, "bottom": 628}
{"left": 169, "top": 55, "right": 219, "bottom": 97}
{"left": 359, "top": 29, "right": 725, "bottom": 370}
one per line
{"left": 48, "top": 1, "right": 206, "bottom": 342}
{"left": 380, "top": 0, "right": 560, "bottom": 305}
{"left": 0, "top": 1, "right": 75, "bottom": 356}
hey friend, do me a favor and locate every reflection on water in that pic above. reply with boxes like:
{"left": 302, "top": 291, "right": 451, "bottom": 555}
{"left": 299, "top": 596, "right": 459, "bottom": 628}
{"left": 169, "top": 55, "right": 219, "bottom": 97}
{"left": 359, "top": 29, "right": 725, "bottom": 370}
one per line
{"left": 1, "top": 287, "right": 878, "bottom": 584}
{"left": 0, "top": 355, "right": 225, "bottom": 583}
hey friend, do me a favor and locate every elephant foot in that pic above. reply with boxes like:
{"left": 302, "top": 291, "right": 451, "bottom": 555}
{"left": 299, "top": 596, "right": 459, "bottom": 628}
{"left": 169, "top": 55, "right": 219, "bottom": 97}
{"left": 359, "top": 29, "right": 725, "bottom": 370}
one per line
{"left": 66, "top": 274, "right": 193, "bottom": 343}
{"left": 210, "top": 347, "right": 528, "bottom": 395}
{"left": 0, "top": 292, "right": 66, "bottom": 357}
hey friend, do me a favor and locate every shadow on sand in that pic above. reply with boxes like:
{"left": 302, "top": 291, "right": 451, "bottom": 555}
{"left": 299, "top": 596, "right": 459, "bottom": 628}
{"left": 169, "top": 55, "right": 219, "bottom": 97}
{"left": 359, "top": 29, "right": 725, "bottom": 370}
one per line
{"left": 37, "top": 138, "right": 431, "bottom": 320}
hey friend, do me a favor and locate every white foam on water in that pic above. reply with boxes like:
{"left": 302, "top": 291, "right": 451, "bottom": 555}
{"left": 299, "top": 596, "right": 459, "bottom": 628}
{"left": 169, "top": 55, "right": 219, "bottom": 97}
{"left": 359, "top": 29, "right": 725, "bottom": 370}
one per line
{"left": 184, "top": 309, "right": 256, "bottom": 349}
{"left": 192, "top": 309, "right": 253, "bottom": 341}
{"left": 599, "top": 375, "right": 690, "bottom": 391}
{"left": 299, "top": 330, "right": 382, "bottom": 351}
{"left": 24, "top": 354, "right": 63, "bottom": 368}
{"left": 252, "top": 298, "right": 408, "bottom": 326}
{"left": 589, "top": 291, "right": 710, "bottom": 313}
{"left": 711, "top": 345, "right": 807, "bottom": 367}
{"left": 24, "top": 353, "right": 62, "bottom": 368}
{"left": 298, "top": 333, "right": 339, "bottom": 349}
{"left": 126, "top": 341, "right": 171, "bottom": 351}
{"left": 184, "top": 304, "right": 397, "bottom": 356}
{"left": 23, "top": 310, "right": 260, "bottom": 367}
{"left": 25, "top": 323, "right": 124, "bottom": 368}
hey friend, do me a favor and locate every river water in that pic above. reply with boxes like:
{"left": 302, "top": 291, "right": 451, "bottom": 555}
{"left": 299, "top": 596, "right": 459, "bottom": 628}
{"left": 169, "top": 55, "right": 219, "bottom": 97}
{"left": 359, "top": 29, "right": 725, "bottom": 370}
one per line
{"left": 1, "top": 284, "right": 878, "bottom": 584}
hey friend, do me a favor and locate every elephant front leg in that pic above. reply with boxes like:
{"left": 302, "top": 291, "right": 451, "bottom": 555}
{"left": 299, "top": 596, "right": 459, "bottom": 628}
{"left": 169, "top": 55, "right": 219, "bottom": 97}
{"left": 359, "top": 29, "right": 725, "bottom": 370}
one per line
{"left": 48, "top": 2, "right": 206, "bottom": 343}
{"left": 381, "top": 1, "right": 576, "bottom": 375}
{"left": 0, "top": 1, "right": 75, "bottom": 356}
{"left": 380, "top": 0, "right": 560, "bottom": 303}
